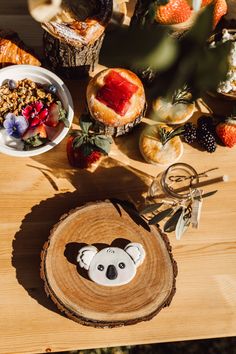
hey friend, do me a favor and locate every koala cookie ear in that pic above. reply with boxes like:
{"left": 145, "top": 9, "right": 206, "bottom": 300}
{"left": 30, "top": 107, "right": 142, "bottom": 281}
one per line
{"left": 124, "top": 243, "right": 145, "bottom": 267}
{"left": 77, "top": 245, "right": 98, "bottom": 270}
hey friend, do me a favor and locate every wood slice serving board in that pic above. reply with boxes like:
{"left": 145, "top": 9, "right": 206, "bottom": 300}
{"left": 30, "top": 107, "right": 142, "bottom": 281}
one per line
{"left": 41, "top": 200, "right": 177, "bottom": 327}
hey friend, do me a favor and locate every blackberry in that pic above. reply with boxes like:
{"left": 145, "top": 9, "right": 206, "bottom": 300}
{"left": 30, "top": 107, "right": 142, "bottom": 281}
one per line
{"left": 197, "top": 128, "right": 217, "bottom": 153}
{"left": 197, "top": 115, "right": 214, "bottom": 133}
{"left": 183, "top": 122, "right": 197, "bottom": 143}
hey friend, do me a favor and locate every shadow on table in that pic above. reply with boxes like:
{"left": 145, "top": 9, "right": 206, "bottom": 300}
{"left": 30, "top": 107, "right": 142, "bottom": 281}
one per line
{"left": 12, "top": 158, "right": 149, "bottom": 316}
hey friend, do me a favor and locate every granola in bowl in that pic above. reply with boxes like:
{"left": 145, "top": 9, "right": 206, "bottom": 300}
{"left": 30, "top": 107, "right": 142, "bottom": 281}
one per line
{"left": 0, "top": 65, "right": 73, "bottom": 157}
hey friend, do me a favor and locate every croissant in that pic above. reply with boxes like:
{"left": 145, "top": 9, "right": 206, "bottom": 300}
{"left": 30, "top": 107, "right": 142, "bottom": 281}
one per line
{"left": 0, "top": 30, "right": 41, "bottom": 68}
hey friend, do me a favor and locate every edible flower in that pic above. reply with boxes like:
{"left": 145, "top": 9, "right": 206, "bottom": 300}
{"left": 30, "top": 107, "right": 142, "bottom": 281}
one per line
{"left": 3, "top": 113, "right": 28, "bottom": 139}
{"left": 22, "top": 101, "right": 48, "bottom": 127}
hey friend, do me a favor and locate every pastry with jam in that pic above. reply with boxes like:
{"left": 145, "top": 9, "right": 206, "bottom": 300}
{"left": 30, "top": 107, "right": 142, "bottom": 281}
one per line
{"left": 86, "top": 68, "right": 146, "bottom": 136}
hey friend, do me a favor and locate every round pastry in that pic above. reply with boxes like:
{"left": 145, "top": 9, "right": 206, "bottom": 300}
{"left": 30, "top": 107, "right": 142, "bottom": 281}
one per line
{"left": 152, "top": 95, "right": 195, "bottom": 125}
{"left": 139, "top": 124, "right": 183, "bottom": 166}
{"left": 87, "top": 68, "right": 146, "bottom": 136}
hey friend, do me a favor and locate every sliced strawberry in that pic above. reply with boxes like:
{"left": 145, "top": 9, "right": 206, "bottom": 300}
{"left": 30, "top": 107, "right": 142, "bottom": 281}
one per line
{"left": 45, "top": 123, "right": 63, "bottom": 141}
{"left": 155, "top": 0, "right": 192, "bottom": 25}
{"left": 96, "top": 70, "right": 138, "bottom": 116}
{"left": 22, "top": 124, "right": 48, "bottom": 147}
{"left": 45, "top": 102, "right": 60, "bottom": 127}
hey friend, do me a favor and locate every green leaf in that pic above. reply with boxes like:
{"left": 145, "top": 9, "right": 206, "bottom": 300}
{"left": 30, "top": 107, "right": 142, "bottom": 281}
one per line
{"left": 185, "top": 5, "right": 213, "bottom": 44}
{"left": 80, "top": 114, "right": 93, "bottom": 134}
{"left": 70, "top": 129, "right": 81, "bottom": 136}
{"left": 72, "top": 135, "right": 84, "bottom": 149}
{"left": 139, "top": 203, "right": 163, "bottom": 215}
{"left": 134, "top": 34, "right": 178, "bottom": 71}
{"left": 81, "top": 144, "right": 93, "bottom": 157}
{"left": 175, "top": 208, "right": 190, "bottom": 240}
{"left": 101, "top": 26, "right": 177, "bottom": 72}
{"left": 55, "top": 100, "right": 69, "bottom": 127}
{"left": 60, "top": 117, "right": 70, "bottom": 128}
{"left": 93, "top": 136, "right": 112, "bottom": 154}
{"left": 24, "top": 134, "right": 47, "bottom": 148}
{"left": 164, "top": 207, "right": 183, "bottom": 233}
{"left": 96, "top": 134, "right": 113, "bottom": 144}
{"left": 144, "top": 2, "right": 158, "bottom": 25}
{"left": 149, "top": 207, "right": 173, "bottom": 225}
{"left": 156, "top": 0, "right": 169, "bottom": 4}
{"left": 202, "top": 190, "right": 218, "bottom": 199}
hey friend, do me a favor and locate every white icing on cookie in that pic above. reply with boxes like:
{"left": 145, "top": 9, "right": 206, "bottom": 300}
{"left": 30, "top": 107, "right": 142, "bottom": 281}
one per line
{"left": 77, "top": 243, "right": 146, "bottom": 286}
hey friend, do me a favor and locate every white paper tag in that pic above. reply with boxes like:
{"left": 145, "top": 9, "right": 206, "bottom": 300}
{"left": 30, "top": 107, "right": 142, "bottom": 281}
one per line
{"left": 190, "top": 189, "right": 203, "bottom": 229}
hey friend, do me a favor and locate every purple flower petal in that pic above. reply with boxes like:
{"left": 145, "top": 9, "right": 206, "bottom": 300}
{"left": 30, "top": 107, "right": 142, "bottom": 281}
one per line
{"left": 3, "top": 113, "right": 15, "bottom": 129}
{"left": 15, "top": 116, "right": 29, "bottom": 135}
{"left": 3, "top": 113, "right": 28, "bottom": 138}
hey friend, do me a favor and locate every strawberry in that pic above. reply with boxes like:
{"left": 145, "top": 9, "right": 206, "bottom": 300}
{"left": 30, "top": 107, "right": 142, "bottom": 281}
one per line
{"left": 212, "top": 0, "right": 227, "bottom": 29}
{"left": 96, "top": 70, "right": 138, "bottom": 116}
{"left": 155, "top": 0, "right": 192, "bottom": 25}
{"left": 216, "top": 118, "right": 236, "bottom": 148}
{"left": 67, "top": 137, "right": 102, "bottom": 168}
{"left": 67, "top": 114, "right": 113, "bottom": 169}
{"left": 45, "top": 101, "right": 69, "bottom": 128}
{"left": 201, "top": 0, "right": 227, "bottom": 28}
{"left": 201, "top": 0, "right": 214, "bottom": 6}
{"left": 22, "top": 124, "right": 48, "bottom": 147}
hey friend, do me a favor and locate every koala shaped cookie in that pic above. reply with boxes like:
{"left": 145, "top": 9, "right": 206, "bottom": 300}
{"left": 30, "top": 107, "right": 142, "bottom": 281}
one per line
{"left": 77, "top": 243, "right": 145, "bottom": 286}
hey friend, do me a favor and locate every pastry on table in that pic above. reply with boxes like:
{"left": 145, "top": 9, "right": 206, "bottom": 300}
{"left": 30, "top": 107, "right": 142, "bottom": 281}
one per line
{"left": 0, "top": 30, "right": 41, "bottom": 68}
{"left": 42, "top": 0, "right": 112, "bottom": 78}
{"left": 139, "top": 124, "right": 183, "bottom": 166}
{"left": 152, "top": 86, "right": 195, "bottom": 125}
{"left": 86, "top": 68, "right": 146, "bottom": 136}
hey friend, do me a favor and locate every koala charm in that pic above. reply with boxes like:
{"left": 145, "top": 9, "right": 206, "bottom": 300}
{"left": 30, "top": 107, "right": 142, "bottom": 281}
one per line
{"left": 77, "top": 243, "right": 145, "bottom": 286}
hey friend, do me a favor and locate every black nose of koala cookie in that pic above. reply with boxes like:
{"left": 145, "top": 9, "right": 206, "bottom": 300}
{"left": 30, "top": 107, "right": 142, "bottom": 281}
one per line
{"left": 106, "top": 265, "right": 118, "bottom": 280}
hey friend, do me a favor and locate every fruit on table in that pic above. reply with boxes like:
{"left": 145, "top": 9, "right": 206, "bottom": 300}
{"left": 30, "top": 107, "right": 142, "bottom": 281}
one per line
{"left": 197, "top": 116, "right": 217, "bottom": 152}
{"left": 155, "top": 0, "right": 192, "bottom": 25}
{"left": 216, "top": 117, "right": 236, "bottom": 148}
{"left": 183, "top": 122, "right": 197, "bottom": 143}
{"left": 66, "top": 115, "right": 113, "bottom": 168}
{"left": 67, "top": 136, "right": 102, "bottom": 168}
{"left": 96, "top": 70, "right": 138, "bottom": 116}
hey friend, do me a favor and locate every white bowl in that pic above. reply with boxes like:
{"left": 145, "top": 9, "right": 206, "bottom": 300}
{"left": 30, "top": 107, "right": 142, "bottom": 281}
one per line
{"left": 0, "top": 65, "right": 74, "bottom": 157}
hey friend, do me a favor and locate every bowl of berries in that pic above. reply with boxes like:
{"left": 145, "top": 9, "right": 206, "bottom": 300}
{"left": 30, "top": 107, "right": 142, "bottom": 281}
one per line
{"left": 0, "top": 65, "right": 74, "bottom": 157}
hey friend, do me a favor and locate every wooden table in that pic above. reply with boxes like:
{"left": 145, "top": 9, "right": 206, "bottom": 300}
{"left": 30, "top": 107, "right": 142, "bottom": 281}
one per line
{"left": 1, "top": 1, "right": 236, "bottom": 354}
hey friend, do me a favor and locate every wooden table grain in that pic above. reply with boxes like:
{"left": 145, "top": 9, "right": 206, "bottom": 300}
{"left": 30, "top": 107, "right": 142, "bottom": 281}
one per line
{"left": 1, "top": 1, "right": 236, "bottom": 354}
